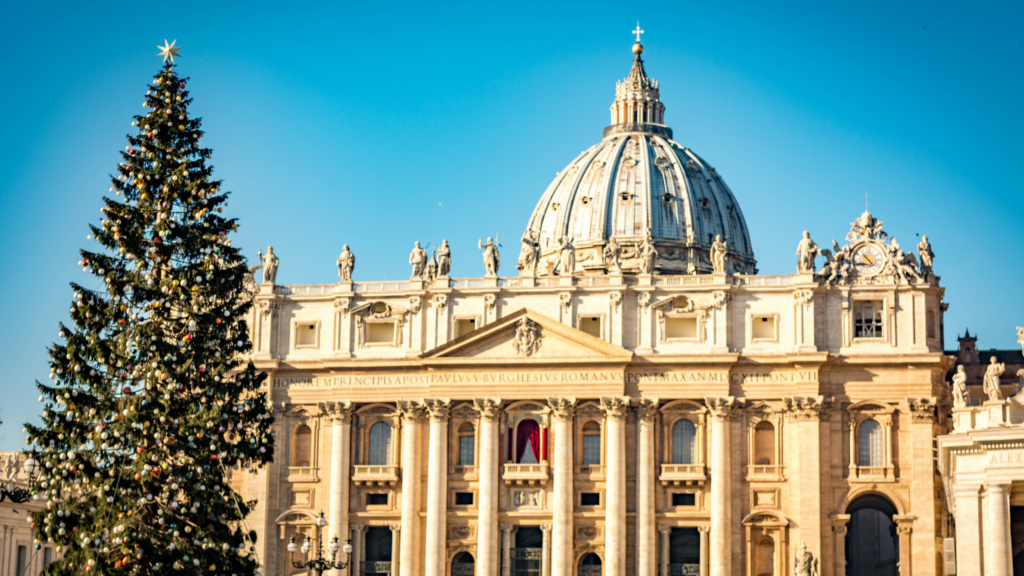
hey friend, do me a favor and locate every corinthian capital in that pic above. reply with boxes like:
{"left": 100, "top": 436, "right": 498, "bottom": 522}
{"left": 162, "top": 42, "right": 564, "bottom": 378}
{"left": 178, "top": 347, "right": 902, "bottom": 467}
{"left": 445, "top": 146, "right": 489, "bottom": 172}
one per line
{"left": 423, "top": 398, "right": 451, "bottom": 421}
{"left": 705, "top": 396, "right": 741, "bottom": 420}
{"left": 396, "top": 399, "right": 427, "bottom": 422}
{"left": 472, "top": 398, "right": 503, "bottom": 420}
{"left": 329, "top": 400, "right": 355, "bottom": 423}
{"left": 906, "top": 397, "right": 937, "bottom": 422}
{"left": 634, "top": 397, "right": 660, "bottom": 422}
{"left": 600, "top": 396, "right": 630, "bottom": 420}
{"left": 547, "top": 397, "right": 577, "bottom": 420}
{"left": 783, "top": 396, "right": 833, "bottom": 421}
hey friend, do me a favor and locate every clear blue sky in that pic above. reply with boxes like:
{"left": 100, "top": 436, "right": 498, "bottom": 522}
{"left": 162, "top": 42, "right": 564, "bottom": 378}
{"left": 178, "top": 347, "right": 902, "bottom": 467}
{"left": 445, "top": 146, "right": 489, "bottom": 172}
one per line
{"left": 1, "top": 0, "right": 1021, "bottom": 449}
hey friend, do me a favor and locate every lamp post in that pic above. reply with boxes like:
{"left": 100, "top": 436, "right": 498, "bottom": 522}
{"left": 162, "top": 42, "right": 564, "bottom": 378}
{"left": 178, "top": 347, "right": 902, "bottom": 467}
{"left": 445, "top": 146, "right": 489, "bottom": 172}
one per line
{"left": 0, "top": 452, "right": 38, "bottom": 504}
{"left": 288, "top": 512, "right": 353, "bottom": 576}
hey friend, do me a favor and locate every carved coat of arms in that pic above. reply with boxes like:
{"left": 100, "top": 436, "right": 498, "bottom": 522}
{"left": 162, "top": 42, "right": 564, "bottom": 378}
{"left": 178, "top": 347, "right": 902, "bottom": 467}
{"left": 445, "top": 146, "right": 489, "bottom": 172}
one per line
{"left": 512, "top": 317, "right": 542, "bottom": 357}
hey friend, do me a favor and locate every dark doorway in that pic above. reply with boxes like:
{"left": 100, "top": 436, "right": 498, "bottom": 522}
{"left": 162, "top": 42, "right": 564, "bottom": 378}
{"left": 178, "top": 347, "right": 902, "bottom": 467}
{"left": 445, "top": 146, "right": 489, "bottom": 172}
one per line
{"left": 669, "top": 527, "right": 700, "bottom": 575}
{"left": 578, "top": 553, "right": 602, "bottom": 576}
{"left": 1011, "top": 507, "right": 1024, "bottom": 575}
{"left": 363, "top": 526, "right": 392, "bottom": 576}
{"left": 512, "top": 527, "right": 542, "bottom": 576}
{"left": 846, "top": 494, "right": 898, "bottom": 576}
{"left": 452, "top": 552, "right": 475, "bottom": 576}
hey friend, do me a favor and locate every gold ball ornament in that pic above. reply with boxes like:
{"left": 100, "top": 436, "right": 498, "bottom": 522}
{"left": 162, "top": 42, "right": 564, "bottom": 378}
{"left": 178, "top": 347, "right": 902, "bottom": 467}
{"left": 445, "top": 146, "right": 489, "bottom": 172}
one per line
{"left": 632, "top": 42, "right": 643, "bottom": 55}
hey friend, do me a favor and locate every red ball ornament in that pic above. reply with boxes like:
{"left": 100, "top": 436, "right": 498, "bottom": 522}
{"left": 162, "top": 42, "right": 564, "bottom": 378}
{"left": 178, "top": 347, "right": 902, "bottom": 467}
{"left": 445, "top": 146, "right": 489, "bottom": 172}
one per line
{"left": 136, "top": 447, "right": 144, "bottom": 454}
{"left": 179, "top": 82, "right": 185, "bottom": 88}
{"left": 122, "top": 386, "right": 131, "bottom": 394}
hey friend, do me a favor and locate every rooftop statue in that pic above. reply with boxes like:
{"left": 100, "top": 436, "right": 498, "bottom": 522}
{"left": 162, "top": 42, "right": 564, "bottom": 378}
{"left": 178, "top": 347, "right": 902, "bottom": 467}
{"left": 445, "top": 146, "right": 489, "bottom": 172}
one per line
{"left": 918, "top": 235, "right": 935, "bottom": 274}
{"left": 557, "top": 237, "right": 576, "bottom": 276}
{"left": 518, "top": 230, "right": 540, "bottom": 277}
{"left": 711, "top": 234, "right": 728, "bottom": 273}
{"left": 437, "top": 240, "right": 452, "bottom": 277}
{"left": 603, "top": 237, "right": 622, "bottom": 272}
{"left": 258, "top": 246, "right": 279, "bottom": 285}
{"left": 479, "top": 237, "right": 500, "bottom": 277}
{"left": 983, "top": 356, "right": 1007, "bottom": 402}
{"left": 337, "top": 244, "right": 355, "bottom": 281}
{"left": 409, "top": 241, "right": 427, "bottom": 279}
{"left": 847, "top": 210, "right": 887, "bottom": 242}
{"left": 638, "top": 230, "right": 657, "bottom": 274}
{"left": 952, "top": 365, "right": 968, "bottom": 409}
{"left": 796, "top": 231, "right": 818, "bottom": 273}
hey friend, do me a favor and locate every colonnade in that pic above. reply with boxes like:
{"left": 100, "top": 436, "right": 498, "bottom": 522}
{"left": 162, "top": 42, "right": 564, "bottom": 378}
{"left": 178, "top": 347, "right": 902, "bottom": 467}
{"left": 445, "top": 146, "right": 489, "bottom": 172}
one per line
{"left": 324, "top": 397, "right": 742, "bottom": 576}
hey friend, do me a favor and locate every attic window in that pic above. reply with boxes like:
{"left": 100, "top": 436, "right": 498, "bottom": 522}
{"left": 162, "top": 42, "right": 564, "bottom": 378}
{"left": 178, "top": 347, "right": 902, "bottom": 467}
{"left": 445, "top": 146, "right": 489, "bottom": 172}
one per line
{"left": 581, "top": 196, "right": 591, "bottom": 205}
{"left": 295, "top": 323, "right": 317, "bottom": 347}
{"left": 662, "top": 192, "right": 673, "bottom": 203}
{"left": 700, "top": 197, "right": 710, "bottom": 209}
{"left": 751, "top": 315, "right": 777, "bottom": 342}
{"left": 580, "top": 316, "right": 602, "bottom": 339}
{"left": 620, "top": 191, "right": 631, "bottom": 201}
{"left": 666, "top": 317, "right": 698, "bottom": 340}
{"left": 456, "top": 318, "right": 477, "bottom": 338}
{"left": 366, "top": 322, "right": 396, "bottom": 344}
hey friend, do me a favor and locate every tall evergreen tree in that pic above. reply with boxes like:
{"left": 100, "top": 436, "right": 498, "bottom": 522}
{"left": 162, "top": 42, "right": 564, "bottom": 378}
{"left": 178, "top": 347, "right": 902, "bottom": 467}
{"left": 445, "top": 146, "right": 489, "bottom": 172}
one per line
{"left": 24, "top": 43, "right": 275, "bottom": 576}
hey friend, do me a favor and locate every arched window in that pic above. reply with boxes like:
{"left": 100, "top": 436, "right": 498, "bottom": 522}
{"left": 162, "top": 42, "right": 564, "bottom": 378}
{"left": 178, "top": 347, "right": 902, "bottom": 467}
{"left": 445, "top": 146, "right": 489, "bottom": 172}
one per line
{"left": 368, "top": 422, "right": 392, "bottom": 466}
{"left": 516, "top": 419, "right": 541, "bottom": 464}
{"left": 292, "top": 424, "right": 312, "bottom": 466}
{"left": 578, "top": 552, "right": 602, "bottom": 576}
{"left": 754, "top": 422, "right": 775, "bottom": 466}
{"left": 858, "top": 419, "right": 884, "bottom": 467}
{"left": 451, "top": 552, "right": 474, "bottom": 576}
{"left": 458, "top": 423, "right": 476, "bottom": 466}
{"left": 582, "top": 422, "right": 601, "bottom": 466}
{"left": 672, "top": 419, "right": 697, "bottom": 465}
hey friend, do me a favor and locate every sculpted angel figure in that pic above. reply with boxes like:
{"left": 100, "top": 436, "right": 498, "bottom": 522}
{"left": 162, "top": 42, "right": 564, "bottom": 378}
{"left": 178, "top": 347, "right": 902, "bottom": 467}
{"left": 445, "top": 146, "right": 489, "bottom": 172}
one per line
{"left": 794, "top": 541, "right": 818, "bottom": 576}
{"left": 638, "top": 230, "right": 657, "bottom": 274}
{"left": 951, "top": 365, "right": 968, "bottom": 409}
{"left": 409, "top": 241, "right": 427, "bottom": 279}
{"left": 436, "top": 240, "right": 451, "bottom": 277}
{"left": 243, "top": 262, "right": 262, "bottom": 297}
{"left": 258, "top": 246, "right": 279, "bottom": 285}
{"left": 603, "top": 237, "right": 622, "bottom": 272}
{"left": 983, "top": 356, "right": 1006, "bottom": 402}
{"left": 557, "top": 237, "right": 576, "bottom": 276}
{"left": 518, "top": 230, "right": 540, "bottom": 277}
{"left": 337, "top": 244, "right": 355, "bottom": 281}
{"left": 891, "top": 243, "right": 922, "bottom": 284}
{"left": 918, "top": 235, "right": 934, "bottom": 273}
{"left": 796, "top": 231, "right": 818, "bottom": 273}
{"left": 711, "top": 234, "right": 728, "bottom": 273}
{"left": 479, "top": 237, "right": 500, "bottom": 277}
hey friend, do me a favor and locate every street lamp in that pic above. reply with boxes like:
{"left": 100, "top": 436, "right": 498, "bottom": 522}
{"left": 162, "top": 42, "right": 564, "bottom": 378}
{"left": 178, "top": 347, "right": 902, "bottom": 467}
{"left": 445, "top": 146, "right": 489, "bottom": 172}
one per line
{"left": 0, "top": 452, "right": 38, "bottom": 504}
{"left": 288, "top": 512, "right": 353, "bottom": 576}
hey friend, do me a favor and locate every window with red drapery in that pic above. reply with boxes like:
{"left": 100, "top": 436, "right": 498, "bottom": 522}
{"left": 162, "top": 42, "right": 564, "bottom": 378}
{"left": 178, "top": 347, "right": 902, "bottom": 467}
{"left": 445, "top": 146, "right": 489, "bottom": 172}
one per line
{"left": 516, "top": 419, "right": 541, "bottom": 463}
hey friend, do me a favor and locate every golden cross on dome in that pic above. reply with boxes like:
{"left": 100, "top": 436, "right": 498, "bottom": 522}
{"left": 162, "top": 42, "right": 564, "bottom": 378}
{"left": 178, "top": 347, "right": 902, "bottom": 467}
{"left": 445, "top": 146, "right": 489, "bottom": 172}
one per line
{"left": 632, "top": 22, "right": 644, "bottom": 43}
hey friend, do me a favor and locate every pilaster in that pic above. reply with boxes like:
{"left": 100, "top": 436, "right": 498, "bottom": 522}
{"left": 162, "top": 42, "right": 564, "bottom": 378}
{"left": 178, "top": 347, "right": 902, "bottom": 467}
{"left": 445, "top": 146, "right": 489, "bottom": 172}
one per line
{"left": 600, "top": 396, "right": 629, "bottom": 576}
{"left": 397, "top": 400, "right": 427, "bottom": 576}
{"left": 548, "top": 397, "right": 577, "bottom": 576}
{"left": 706, "top": 396, "right": 740, "bottom": 576}
{"left": 473, "top": 398, "right": 503, "bottom": 576}
{"left": 424, "top": 399, "right": 451, "bottom": 576}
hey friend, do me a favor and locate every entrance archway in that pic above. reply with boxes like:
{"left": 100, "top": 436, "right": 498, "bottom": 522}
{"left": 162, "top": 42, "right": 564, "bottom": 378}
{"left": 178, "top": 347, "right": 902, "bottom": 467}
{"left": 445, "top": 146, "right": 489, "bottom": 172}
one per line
{"left": 451, "top": 552, "right": 474, "bottom": 576}
{"left": 846, "top": 493, "right": 898, "bottom": 576}
{"left": 578, "top": 553, "right": 602, "bottom": 576}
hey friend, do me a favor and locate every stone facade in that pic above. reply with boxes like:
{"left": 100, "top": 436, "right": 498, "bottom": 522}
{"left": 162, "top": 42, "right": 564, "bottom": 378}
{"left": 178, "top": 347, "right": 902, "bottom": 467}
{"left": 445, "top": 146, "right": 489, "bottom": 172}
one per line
{"left": 0, "top": 452, "right": 54, "bottom": 576}
{"left": 236, "top": 38, "right": 958, "bottom": 576}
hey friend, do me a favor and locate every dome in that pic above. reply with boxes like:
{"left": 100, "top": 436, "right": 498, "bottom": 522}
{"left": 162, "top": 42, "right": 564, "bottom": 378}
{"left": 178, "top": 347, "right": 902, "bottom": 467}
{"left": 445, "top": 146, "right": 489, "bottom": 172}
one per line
{"left": 521, "top": 44, "right": 756, "bottom": 276}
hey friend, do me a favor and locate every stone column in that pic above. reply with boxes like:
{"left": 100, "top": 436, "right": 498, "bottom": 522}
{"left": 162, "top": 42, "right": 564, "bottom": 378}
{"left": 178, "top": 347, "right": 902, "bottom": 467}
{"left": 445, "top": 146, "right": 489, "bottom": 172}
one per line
{"left": 659, "top": 525, "right": 671, "bottom": 576}
{"left": 831, "top": 514, "right": 850, "bottom": 576}
{"left": 474, "top": 398, "right": 503, "bottom": 576}
{"left": 501, "top": 524, "right": 513, "bottom": 576}
{"left": 548, "top": 397, "right": 577, "bottom": 576}
{"left": 636, "top": 399, "right": 659, "bottom": 576}
{"left": 328, "top": 401, "right": 354, "bottom": 576}
{"left": 601, "top": 397, "right": 629, "bottom": 576}
{"left": 783, "top": 396, "right": 832, "bottom": 572}
{"left": 541, "top": 524, "right": 552, "bottom": 576}
{"left": 706, "top": 397, "right": 738, "bottom": 576}
{"left": 984, "top": 483, "right": 1012, "bottom": 576}
{"left": 698, "top": 526, "right": 710, "bottom": 576}
{"left": 424, "top": 399, "right": 452, "bottom": 576}
{"left": 389, "top": 524, "right": 401, "bottom": 576}
{"left": 907, "top": 398, "right": 938, "bottom": 576}
{"left": 350, "top": 525, "right": 363, "bottom": 576}
{"left": 398, "top": 400, "right": 426, "bottom": 576}
{"left": 954, "top": 485, "right": 982, "bottom": 576}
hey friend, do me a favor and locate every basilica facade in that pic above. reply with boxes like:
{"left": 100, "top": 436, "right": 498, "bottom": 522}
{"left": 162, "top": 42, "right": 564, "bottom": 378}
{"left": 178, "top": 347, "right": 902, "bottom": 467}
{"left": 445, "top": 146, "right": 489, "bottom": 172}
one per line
{"left": 235, "top": 40, "right": 956, "bottom": 576}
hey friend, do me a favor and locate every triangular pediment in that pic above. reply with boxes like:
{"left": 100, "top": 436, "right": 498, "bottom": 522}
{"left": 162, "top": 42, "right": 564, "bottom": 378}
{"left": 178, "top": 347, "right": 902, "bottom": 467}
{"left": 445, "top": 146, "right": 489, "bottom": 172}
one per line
{"left": 420, "top": 308, "right": 632, "bottom": 362}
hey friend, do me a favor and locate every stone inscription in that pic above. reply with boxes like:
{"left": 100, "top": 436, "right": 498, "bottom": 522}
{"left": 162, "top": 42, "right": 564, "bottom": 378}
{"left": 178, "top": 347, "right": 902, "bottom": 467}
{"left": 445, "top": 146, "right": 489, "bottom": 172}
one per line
{"left": 988, "top": 451, "right": 1024, "bottom": 466}
{"left": 275, "top": 371, "right": 622, "bottom": 389}
{"left": 627, "top": 370, "right": 818, "bottom": 385}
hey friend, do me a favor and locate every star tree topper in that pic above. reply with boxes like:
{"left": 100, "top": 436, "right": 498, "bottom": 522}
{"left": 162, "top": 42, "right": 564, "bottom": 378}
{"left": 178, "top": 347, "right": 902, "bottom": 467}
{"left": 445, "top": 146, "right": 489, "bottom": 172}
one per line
{"left": 158, "top": 39, "right": 182, "bottom": 64}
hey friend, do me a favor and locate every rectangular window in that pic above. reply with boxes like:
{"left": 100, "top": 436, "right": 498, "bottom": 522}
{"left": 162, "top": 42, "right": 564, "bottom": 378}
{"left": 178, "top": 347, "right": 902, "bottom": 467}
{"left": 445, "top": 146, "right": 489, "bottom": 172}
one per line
{"left": 16, "top": 546, "right": 26, "bottom": 576}
{"left": 455, "top": 318, "right": 477, "bottom": 338}
{"left": 454, "top": 492, "right": 474, "bottom": 506}
{"left": 459, "top": 435, "right": 475, "bottom": 466}
{"left": 582, "top": 434, "right": 601, "bottom": 465}
{"left": 44, "top": 547, "right": 53, "bottom": 566}
{"left": 366, "top": 322, "right": 396, "bottom": 344}
{"left": 295, "top": 323, "right": 317, "bottom": 347}
{"left": 672, "top": 492, "right": 696, "bottom": 506}
{"left": 580, "top": 316, "right": 602, "bottom": 339}
{"left": 751, "top": 315, "right": 776, "bottom": 341}
{"left": 854, "top": 301, "right": 884, "bottom": 338}
{"left": 666, "top": 317, "right": 698, "bottom": 340}
{"left": 367, "top": 493, "right": 388, "bottom": 506}
{"left": 580, "top": 492, "right": 600, "bottom": 506}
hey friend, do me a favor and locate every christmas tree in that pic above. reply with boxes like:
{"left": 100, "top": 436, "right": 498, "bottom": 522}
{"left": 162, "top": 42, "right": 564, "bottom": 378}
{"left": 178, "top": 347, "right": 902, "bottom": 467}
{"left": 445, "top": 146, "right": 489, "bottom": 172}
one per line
{"left": 24, "top": 41, "right": 275, "bottom": 576}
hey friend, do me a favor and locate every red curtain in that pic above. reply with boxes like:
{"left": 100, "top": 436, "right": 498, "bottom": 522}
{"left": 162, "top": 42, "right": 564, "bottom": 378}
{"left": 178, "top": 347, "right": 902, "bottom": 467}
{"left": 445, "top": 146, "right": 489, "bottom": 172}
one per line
{"left": 541, "top": 427, "right": 548, "bottom": 461}
{"left": 516, "top": 419, "right": 540, "bottom": 463}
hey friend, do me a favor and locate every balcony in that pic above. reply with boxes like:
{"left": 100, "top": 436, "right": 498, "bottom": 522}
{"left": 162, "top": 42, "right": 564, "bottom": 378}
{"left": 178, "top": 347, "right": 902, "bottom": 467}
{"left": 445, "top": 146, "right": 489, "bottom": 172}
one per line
{"left": 745, "top": 464, "right": 785, "bottom": 482}
{"left": 449, "top": 465, "right": 478, "bottom": 480}
{"left": 574, "top": 464, "right": 606, "bottom": 479}
{"left": 352, "top": 465, "right": 400, "bottom": 487}
{"left": 360, "top": 561, "right": 392, "bottom": 576}
{"left": 285, "top": 466, "right": 319, "bottom": 483}
{"left": 849, "top": 465, "right": 895, "bottom": 483}
{"left": 503, "top": 463, "right": 549, "bottom": 486}
{"left": 659, "top": 464, "right": 706, "bottom": 486}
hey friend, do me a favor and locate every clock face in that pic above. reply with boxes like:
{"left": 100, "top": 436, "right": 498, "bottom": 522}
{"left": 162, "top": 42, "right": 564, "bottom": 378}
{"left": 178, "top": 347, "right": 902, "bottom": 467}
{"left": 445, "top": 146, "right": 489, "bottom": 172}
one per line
{"left": 852, "top": 244, "right": 885, "bottom": 276}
